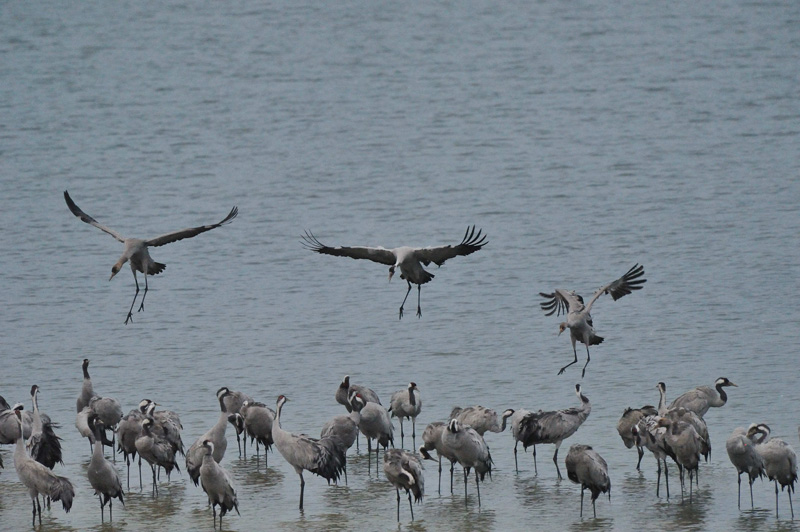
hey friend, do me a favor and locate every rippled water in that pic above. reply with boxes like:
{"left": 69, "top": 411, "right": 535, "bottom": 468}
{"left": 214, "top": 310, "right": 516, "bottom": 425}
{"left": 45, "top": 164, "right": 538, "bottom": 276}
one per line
{"left": 1, "top": 1, "right": 799, "bottom": 530}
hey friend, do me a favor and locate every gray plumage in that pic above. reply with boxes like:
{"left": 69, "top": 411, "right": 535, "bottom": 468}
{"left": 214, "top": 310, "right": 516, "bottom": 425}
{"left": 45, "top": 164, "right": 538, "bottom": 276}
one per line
{"left": 418, "top": 421, "right": 458, "bottom": 494}
{"left": 449, "top": 405, "right": 512, "bottom": 436}
{"left": 186, "top": 388, "right": 230, "bottom": 486}
{"left": 668, "top": 377, "right": 737, "bottom": 418}
{"left": 335, "top": 375, "right": 381, "bottom": 412}
{"left": 321, "top": 393, "right": 364, "bottom": 484}
{"left": 750, "top": 423, "right": 797, "bottom": 519}
{"left": 271, "top": 395, "right": 345, "bottom": 510}
{"left": 616, "top": 404, "right": 657, "bottom": 470}
{"left": 64, "top": 191, "right": 238, "bottom": 324}
{"left": 76, "top": 358, "right": 96, "bottom": 412}
{"left": 218, "top": 387, "right": 253, "bottom": 457}
{"left": 116, "top": 407, "right": 144, "bottom": 489}
{"left": 136, "top": 418, "right": 180, "bottom": 496}
{"left": 359, "top": 397, "right": 394, "bottom": 474}
{"left": 239, "top": 400, "right": 276, "bottom": 462}
{"left": 517, "top": 384, "right": 592, "bottom": 479}
{"left": 441, "top": 418, "right": 492, "bottom": 507}
{"left": 658, "top": 416, "right": 702, "bottom": 502}
{"left": 389, "top": 382, "right": 422, "bottom": 447}
{"left": 726, "top": 426, "right": 765, "bottom": 510}
{"left": 303, "top": 226, "right": 487, "bottom": 319}
{"left": 12, "top": 406, "right": 74, "bottom": 526}
{"left": 666, "top": 407, "right": 710, "bottom": 464}
{"left": 540, "top": 264, "right": 646, "bottom": 376}
{"left": 507, "top": 408, "right": 531, "bottom": 473}
{"left": 383, "top": 448, "right": 424, "bottom": 522}
{"left": 141, "top": 400, "right": 184, "bottom": 457}
{"left": 565, "top": 444, "right": 611, "bottom": 518}
{"left": 199, "top": 440, "right": 239, "bottom": 528}
{"left": 26, "top": 385, "right": 64, "bottom": 470}
{"left": 88, "top": 418, "right": 124, "bottom": 521}
{"left": 0, "top": 395, "right": 33, "bottom": 444}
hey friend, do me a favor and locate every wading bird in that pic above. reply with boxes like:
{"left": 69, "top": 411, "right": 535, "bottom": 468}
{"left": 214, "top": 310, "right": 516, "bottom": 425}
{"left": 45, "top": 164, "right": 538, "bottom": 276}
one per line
{"left": 540, "top": 264, "right": 646, "bottom": 376}
{"left": 64, "top": 190, "right": 238, "bottom": 324}
{"left": 669, "top": 377, "right": 737, "bottom": 418}
{"left": 750, "top": 423, "right": 797, "bottom": 519}
{"left": 186, "top": 388, "right": 231, "bottom": 486}
{"left": 302, "top": 226, "right": 487, "bottom": 319}
{"left": 88, "top": 417, "right": 124, "bottom": 521}
{"left": 565, "top": 444, "right": 611, "bottom": 518}
{"left": 441, "top": 419, "right": 492, "bottom": 507}
{"left": 383, "top": 448, "right": 424, "bottom": 522}
{"left": 271, "top": 395, "right": 345, "bottom": 510}
{"left": 517, "top": 384, "right": 592, "bottom": 479}
{"left": 389, "top": 382, "right": 422, "bottom": 447}
{"left": 450, "top": 405, "right": 513, "bottom": 436}
{"left": 726, "top": 425, "right": 765, "bottom": 510}
{"left": 199, "top": 440, "right": 239, "bottom": 528}
{"left": 12, "top": 406, "right": 74, "bottom": 526}
{"left": 418, "top": 421, "right": 458, "bottom": 494}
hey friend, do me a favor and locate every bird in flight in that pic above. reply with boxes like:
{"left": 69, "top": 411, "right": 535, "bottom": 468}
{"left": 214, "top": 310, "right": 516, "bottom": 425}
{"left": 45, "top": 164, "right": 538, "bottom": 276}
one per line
{"left": 64, "top": 191, "right": 238, "bottom": 324}
{"left": 539, "top": 264, "right": 646, "bottom": 377}
{"left": 302, "top": 226, "right": 487, "bottom": 319}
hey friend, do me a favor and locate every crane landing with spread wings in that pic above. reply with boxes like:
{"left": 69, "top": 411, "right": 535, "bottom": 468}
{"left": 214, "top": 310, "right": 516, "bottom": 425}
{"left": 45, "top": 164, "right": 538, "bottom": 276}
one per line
{"left": 64, "top": 191, "right": 238, "bottom": 324}
{"left": 540, "top": 264, "right": 646, "bottom": 377}
{"left": 302, "top": 226, "right": 487, "bottom": 319}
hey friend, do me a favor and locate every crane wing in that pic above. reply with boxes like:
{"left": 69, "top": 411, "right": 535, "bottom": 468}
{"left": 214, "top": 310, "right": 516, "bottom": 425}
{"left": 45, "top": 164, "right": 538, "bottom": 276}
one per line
{"left": 145, "top": 206, "right": 238, "bottom": 247}
{"left": 539, "top": 289, "right": 584, "bottom": 316}
{"left": 583, "top": 264, "right": 646, "bottom": 312}
{"left": 415, "top": 225, "right": 488, "bottom": 266}
{"left": 64, "top": 191, "right": 126, "bottom": 243}
{"left": 301, "top": 231, "right": 396, "bottom": 265}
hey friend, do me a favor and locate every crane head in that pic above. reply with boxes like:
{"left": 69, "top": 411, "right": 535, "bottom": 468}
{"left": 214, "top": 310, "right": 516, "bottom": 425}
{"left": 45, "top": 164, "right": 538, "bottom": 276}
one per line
{"left": 558, "top": 322, "right": 567, "bottom": 335}
{"left": 389, "top": 265, "right": 396, "bottom": 281}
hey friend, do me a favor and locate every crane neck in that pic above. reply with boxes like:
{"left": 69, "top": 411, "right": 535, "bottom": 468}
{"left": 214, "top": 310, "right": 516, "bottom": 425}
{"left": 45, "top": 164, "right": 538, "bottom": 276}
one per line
{"left": 407, "top": 387, "right": 416, "bottom": 406}
{"left": 715, "top": 382, "right": 728, "bottom": 404}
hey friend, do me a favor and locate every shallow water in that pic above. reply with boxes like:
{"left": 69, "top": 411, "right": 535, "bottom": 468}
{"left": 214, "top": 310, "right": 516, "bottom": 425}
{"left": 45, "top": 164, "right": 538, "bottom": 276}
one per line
{"left": 1, "top": 1, "right": 799, "bottom": 530}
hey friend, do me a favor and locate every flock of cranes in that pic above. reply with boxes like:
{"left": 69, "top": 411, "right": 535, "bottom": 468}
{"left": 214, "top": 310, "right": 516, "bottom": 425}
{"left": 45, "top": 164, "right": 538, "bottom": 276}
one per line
{"left": 0, "top": 195, "right": 794, "bottom": 527}
{"left": 1, "top": 359, "right": 797, "bottom": 527}
{"left": 62, "top": 190, "right": 653, "bottom": 380}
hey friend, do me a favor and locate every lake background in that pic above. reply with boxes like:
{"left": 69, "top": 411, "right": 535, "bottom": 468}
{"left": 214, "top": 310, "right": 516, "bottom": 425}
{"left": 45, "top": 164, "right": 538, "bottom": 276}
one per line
{"left": 1, "top": 1, "right": 799, "bottom": 530}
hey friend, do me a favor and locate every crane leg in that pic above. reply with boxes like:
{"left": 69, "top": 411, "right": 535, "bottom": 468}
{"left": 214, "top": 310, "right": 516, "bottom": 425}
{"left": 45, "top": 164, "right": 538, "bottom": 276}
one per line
{"left": 408, "top": 490, "right": 414, "bottom": 521}
{"left": 581, "top": 346, "right": 591, "bottom": 378}
{"left": 99, "top": 494, "right": 104, "bottom": 521}
{"left": 399, "top": 281, "right": 413, "bottom": 320}
{"left": 749, "top": 477, "right": 754, "bottom": 509}
{"left": 656, "top": 458, "right": 662, "bottom": 497}
{"left": 514, "top": 441, "right": 519, "bottom": 473}
{"left": 416, "top": 284, "right": 422, "bottom": 318}
{"left": 592, "top": 496, "right": 597, "bottom": 518}
{"left": 579, "top": 486, "right": 584, "bottom": 518}
{"left": 475, "top": 472, "right": 481, "bottom": 507}
{"left": 450, "top": 460, "right": 455, "bottom": 494}
{"left": 126, "top": 273, "right": 140, "bottom": 324}
{"left": 737, "top": 473, "right": 741, "bottom": 509}
{"left": 787, "top": 485, "right": 794, "bottom": 519}
{"left": 437, "top": 455, "right": 442, "bottom": 494}
{"left": 533, "top": 444, "right": 538, "bottom": 476}
{"left": 636, "top": 445, "right": 644, "bottom": 470}
{"left": 463, "top": 468, "right": 469, "bottom": 506}
{"left": 553, "top": 446, "right": 563, "bottom": 480}
{"left": 396, "top": 487, "right": 401, "bottom": 522}
{"left": 558, "top": 345, "right": 579, "bottom": 375}
{"left": 138, "top": 273, "right": 149, "bottom": 312}
{"left": 299, "top": 473, "right": 306, "bottom": 510}
{"left": 664, "top": 459, "right": 670, "bottom": 500}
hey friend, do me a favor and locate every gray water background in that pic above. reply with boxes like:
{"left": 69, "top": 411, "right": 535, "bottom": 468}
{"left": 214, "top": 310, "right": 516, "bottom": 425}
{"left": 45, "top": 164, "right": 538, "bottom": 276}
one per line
{"left": 1, "top": 1, "right": 799, "bottom": 530}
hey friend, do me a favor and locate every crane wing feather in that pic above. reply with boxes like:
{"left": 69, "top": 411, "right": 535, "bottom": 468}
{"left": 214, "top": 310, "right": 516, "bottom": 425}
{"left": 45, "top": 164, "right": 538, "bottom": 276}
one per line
{"left": 301, "top": 231, "right": 396, "bottom": 265}
{"left": 64, "top": 191, "right": 126, "bottom": 243}
{"left": 146, "top": 206, "right": 238, "bottom": 247}
{"left": 415, "top": 225, "right": 487, "bottom": 266}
